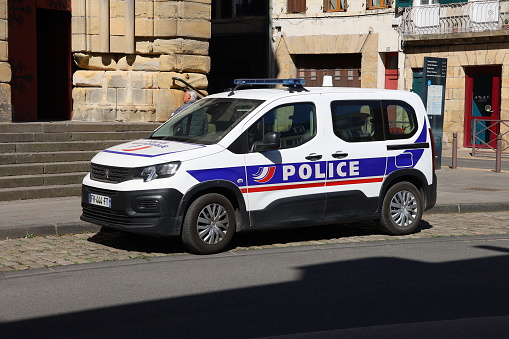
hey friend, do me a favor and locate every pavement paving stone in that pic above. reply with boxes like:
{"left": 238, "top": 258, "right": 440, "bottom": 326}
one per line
{"left": 1, "top": 211, "right": 509, "bottom": 273}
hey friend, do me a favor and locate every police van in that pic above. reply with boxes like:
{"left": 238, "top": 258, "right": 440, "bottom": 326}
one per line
{"left": 81, "top": 78, "right": 437, "bottom": 254}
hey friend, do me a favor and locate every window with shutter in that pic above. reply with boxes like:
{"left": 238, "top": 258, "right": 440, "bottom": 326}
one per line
{"left": 288, "top": 0, "right": 306, "bottom": 13}
{"left": 395, "top": 0, "right": 412, "bottom": 7}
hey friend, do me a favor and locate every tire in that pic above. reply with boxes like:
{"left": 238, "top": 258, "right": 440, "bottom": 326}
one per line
{"left": 378, "top": 181, "right": 423, "bottom": 235}
{"left": 181, "top": 193, "right": 236, "bottom": 254}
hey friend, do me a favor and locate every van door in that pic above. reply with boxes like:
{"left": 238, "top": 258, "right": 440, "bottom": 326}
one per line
{"left": 321, "top": 96, "right": 388, "bottom": 220}
{"left": 242, "top": 94, "right": 328, "bottom": 227}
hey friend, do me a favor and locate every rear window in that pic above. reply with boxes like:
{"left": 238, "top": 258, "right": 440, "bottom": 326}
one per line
{"left": 330, "top": 99, "right": 418, "bottom": 142}
{"left": 383, "top": 100, "right": 418, "bottom": 140}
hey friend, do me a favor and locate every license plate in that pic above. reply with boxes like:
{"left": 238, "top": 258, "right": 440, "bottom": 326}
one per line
{"left": 89, "top": 193, "right": 112, "bottom": 208}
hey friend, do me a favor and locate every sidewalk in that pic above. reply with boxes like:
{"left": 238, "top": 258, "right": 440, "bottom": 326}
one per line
{"left": 1, "top": 164, "right": 508, "bottom": 240}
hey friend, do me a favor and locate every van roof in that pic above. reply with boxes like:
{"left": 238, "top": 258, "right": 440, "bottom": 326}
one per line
{"left": 209, "top": 86, "right": 414, "bottom": 101}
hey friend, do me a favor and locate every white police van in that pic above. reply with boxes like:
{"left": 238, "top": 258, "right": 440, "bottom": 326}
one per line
{"left": 81, "top": 79, "right": 437, "bottom": 254}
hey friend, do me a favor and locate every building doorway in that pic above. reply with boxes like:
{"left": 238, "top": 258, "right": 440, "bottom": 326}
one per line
{"left": 384, "top": 53, "right": 398, "bottom": 90}
{"left": 8, "top": 1, "right": 72, "bottom": 121}
{"left": 464, "top": 66, "right": 501, "bottom": 148}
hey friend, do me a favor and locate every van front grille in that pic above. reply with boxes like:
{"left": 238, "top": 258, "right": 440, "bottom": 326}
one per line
{"left": 91, "top": 163, "right": 132, "bottom": 183}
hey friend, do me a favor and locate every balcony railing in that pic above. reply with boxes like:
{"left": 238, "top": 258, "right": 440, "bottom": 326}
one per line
{"left": 401, "top": 0, "right": 509, "bottom": 36}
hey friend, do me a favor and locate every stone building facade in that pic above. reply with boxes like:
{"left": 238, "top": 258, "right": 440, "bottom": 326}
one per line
{"left": 271, "top": 0, "right": 403, "bottom": 90}
{"left": 1, "top": 0, "right": 211, "bottom": 123}
{"left": 72, "top": 0, "right": 211, "bottom": 122}
{"left": 401, "top": 1, "right": 509, "bottom": 149}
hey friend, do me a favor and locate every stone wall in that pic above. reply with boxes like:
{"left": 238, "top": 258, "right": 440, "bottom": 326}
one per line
{"left": 404, "top": 43, "right": 509, "bottom": 148}
{"left": 0, "top": 0, "right": 11, "bottom": 122}
{"left": 72, "top": 0, "right": 211, "bottom": 122}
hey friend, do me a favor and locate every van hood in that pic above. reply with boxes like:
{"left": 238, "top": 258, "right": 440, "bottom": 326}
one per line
{"left": 91, "top": 139, "right": 224, "bottom": 167}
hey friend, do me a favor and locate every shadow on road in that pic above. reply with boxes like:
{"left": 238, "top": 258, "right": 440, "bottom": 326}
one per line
{"left": 2, "top": 244, "right": 508, "bottom": 338}
{"left": 87, "top": 219, "right": 434, "bottom": 254}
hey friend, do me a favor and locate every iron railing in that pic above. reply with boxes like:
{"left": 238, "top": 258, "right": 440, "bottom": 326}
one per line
{"left": 471, "top": 119, "right": 509, "bottom": 156}
{"left": 401, "top": 0, "right": 509, "bottom": 36}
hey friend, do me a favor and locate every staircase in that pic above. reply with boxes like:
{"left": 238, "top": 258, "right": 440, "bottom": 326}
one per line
{"left": 0, "top": 122, "right": 161, "bottom": 202}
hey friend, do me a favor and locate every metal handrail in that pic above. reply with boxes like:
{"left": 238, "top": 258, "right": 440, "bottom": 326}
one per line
{"left": 471, "top": 119, "right": 509, "bottom": 156}
{"left": 401, "top": 0, "right": 509, "bottom": 36}
{"left": 172, "top": 77, "right": 207, "bottom": 98}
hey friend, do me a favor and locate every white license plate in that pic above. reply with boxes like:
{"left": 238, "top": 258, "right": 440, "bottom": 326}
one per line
{"left": 89, "top": 193, "right": 112, "bottom": 208}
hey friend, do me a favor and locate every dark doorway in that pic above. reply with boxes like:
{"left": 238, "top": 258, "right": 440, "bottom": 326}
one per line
{"left": 209, "top": 1, "right": 270, "bottom": 94}
{"left": 8, "top": 1, "right": 71, "bottom": 121}
{"left": 37, "top": 8, "right": 72, "bottom": 120}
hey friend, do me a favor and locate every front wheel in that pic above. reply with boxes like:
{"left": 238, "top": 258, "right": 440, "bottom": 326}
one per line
{"left": 181, "top": 193, "right": 236, "bottom": 254}
{"left": 378, "top": 182, "right": 423, "bottom": 235}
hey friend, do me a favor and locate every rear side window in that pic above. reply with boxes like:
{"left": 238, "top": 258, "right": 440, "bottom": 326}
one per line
{"left": 383, "top": 100, "right": 418, "bottom": 140}
{"left": 331, "top": 100, "right": 384, "bottom": 142}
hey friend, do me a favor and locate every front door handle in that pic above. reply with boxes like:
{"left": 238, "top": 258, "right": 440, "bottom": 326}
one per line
{"left": 332, "top": 151, "right": 348, "bottom": 159}
{"left": 305, "top": 153, "right": 322, "bottom": 161}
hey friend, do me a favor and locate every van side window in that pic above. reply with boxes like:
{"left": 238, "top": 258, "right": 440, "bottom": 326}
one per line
{"left": 383, "top": 101, "right": 418, "bottom": 139}
{"left": 331, "top": 101, "right": 384, "bottom": 142}
{"left": 248, "top": 102, "right": 316, "bottom": 150}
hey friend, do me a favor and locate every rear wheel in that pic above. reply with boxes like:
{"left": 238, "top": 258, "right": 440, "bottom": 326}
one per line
{"left": 181, "top": 193, "right": 236, "bottom": 254}
{"left": 379, "top": 181, "right": 423, "bottom": 235}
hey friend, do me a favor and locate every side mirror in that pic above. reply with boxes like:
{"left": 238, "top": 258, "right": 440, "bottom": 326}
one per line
{"left": 251, "top": 132, "right": 281, "bottom": 152}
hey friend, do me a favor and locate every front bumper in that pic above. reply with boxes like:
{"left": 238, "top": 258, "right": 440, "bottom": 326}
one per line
{"left": 81, "top": 185, "right": 184, "bottom": 236}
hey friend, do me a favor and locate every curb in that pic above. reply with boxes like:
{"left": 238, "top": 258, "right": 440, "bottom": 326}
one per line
{"left": 425, "top": 202, "right": 509, "bottom": 215}
{"left": 0, "top": 222, "right": 101, "bottom": 241}
{"left": 1, "top": 202, "right": 508, "bottom": 241}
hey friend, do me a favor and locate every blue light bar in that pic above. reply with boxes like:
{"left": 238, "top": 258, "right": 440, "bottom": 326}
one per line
{"left": 233, "top": 78, "right": 305, "bottom": 87}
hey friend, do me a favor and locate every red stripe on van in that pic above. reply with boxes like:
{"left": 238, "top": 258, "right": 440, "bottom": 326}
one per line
{"left": 247, "top": 181, "right": 325, "bottom": 193}
{"left": 325, "top": 177, "right": 384, "bottom": 187}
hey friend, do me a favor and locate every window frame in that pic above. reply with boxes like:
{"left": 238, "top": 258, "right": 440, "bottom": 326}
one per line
{"left": 367, "top": 0, "right": 389, "bottom": 10}
{"left": 324, "top": 0, "right": 346, "bottom": 12}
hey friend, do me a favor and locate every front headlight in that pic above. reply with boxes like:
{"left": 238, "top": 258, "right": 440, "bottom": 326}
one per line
{"left": 134, "top": 162, "right": 181, "bottom": 182}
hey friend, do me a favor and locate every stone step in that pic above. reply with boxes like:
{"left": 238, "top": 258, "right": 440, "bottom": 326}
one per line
{"left": 0, "top": 184, "right": 81, "bottom": 202}
{"left": 0, "top": 151, "right": 99, "bottom": 165}
{"left": 0, "top": 122, "right": 159, "bottom": 133}
{"left": 0, "top": 131, "right": 152, "bottom": 143}
{"left": 0, "top": 122, "right": 161, "bottom": 202}
{"left": 0, "top": 140, "right": 130, "bottom": 153}
{"left": 0, "top": 172, "right": 88, "bottom": 189}
{"left": 0, "top": 162, "right": 91, "bottom": 177}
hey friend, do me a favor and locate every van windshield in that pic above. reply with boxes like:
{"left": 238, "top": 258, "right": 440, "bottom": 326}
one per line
{"left": 149, "top": 98, "right": 264, "bottom": 144}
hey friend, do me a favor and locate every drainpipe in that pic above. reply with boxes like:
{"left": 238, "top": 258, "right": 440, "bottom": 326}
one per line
{"left": 125, "top": 0, "right": 135, "bottom": 54}
{"left": 99, "top": 0, "right": 110, "bottom": 53}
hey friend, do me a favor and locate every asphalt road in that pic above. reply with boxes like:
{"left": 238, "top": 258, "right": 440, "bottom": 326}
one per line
{"left": 2, "top": 235, "right": 509, "bottom": 338}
